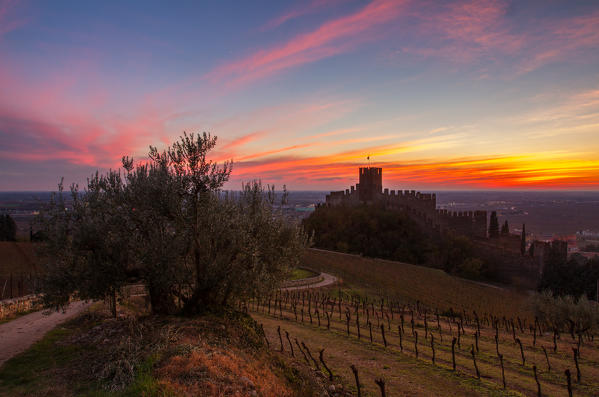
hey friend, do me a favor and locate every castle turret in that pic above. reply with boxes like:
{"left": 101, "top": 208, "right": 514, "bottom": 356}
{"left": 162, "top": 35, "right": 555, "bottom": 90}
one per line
{"left": 358, "top": 167, "right": 382, "bottom": 202}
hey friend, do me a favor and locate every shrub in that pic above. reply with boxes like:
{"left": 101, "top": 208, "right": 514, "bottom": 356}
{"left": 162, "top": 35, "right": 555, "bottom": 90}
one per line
{"left": 531, "top": 290, "right": 599, "bottom": 334}
{"left": 37, "top": 133, "right": 308, "bottom": 315}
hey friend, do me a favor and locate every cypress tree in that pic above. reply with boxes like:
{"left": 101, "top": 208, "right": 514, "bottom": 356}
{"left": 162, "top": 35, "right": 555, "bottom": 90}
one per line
{"left": 520, "top": 224, "right": 527, "bottom": 256}
{"left": 501, "top": 220, "right": 509, "bottom": 236}
{"left": 489, "top": 211, "right": 499, "bottom": 238}
{"left": 0, "top": 214, "right": 17, "bottom": 241}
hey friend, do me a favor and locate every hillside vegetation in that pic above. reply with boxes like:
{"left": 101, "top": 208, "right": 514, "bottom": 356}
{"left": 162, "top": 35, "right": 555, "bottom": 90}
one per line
{"left": 302, "top": 248, "right": 530, "bottom": 319}
{"left": 303, "top": 204, "right": 495, "bottom": 281}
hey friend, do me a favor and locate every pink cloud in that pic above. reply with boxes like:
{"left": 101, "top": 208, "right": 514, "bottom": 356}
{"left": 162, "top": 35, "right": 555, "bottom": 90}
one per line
{"left": 403, "top": 1, "right": 599, "bottom": 73}
{"left": 403, "top": 0, "right": 523, "bottom": 63}
{"left": 206, "top": 0, "right": 408, "bottom": 87}
{"left": 0, "top": 0, "right": 26, "bottom": 40}
{"left": 0, "top": 61, "right": 178, "bottom": 168}
{"left": 516, "top": 9, "right": 599, "bottom": 74}
{"left": 260, "top": 0, "right": 339, "bottom": 31}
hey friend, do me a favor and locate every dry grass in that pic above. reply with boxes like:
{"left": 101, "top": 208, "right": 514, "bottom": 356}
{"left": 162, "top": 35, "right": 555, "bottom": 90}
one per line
{"left": 250, "top": 293, "right": 599, "bottom": 396}
{"left": 246, "top": 249, "right": 599, "bottom": 396}
{"left": 0, "top": 301, "right": 317, "bottom": 396}
{"left": 157, "top": 341, "right": 292, "bottom": 396}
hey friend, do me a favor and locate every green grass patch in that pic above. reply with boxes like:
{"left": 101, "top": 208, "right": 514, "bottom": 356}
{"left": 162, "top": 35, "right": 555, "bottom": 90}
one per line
{"left": 0, "top": 326, "right": 80, "bottom": 394}
{"left": 118, "top": 355, "right": 168, "bottom": 397}
{"left": 0, "top": 315, "right": 167, "bottom": 397}
{"left": 287, "top": 267, "right": 318, "bottom": 281}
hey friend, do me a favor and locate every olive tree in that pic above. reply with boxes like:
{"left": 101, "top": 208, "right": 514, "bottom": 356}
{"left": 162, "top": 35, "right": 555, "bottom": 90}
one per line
{"left": 37, "top": 173, "right": 132, "bottom": 315}
{"left": 532, "top": 290, "right": 599, "bottom": 334}
{"left": 37, "top": 132, "right": 307, "bottom": 315}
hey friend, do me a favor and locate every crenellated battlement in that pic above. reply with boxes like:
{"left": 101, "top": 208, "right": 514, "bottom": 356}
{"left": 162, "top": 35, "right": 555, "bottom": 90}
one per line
{"left": 325, "top": 167, "right": 487, "bottom": 238}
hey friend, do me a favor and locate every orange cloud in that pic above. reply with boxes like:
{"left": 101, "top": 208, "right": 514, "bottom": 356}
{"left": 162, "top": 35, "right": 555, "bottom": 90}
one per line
{"left": 228, "top": 151, "right": 599, "bottom": 190}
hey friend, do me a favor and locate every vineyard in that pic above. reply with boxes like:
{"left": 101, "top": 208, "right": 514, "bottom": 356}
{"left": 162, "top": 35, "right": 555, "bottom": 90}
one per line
{"left": 303, "top": 248, "right": 531, "bottom": 319}
{"left": 244, "top": 250, "right": 599, "bottom": 396}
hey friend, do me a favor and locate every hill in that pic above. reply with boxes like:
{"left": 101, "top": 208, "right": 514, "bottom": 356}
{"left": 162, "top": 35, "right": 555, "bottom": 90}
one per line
{"left": 302, "top": 248, "right": 531, "bottom": 319}
{"left": 246, "top": 249, "right": 599, "bottom": 396}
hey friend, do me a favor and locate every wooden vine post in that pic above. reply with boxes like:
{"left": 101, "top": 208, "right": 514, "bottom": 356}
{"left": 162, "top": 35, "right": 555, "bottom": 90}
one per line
{"left": 499, "top": 353, "right": 506, "bottom": 389}
{"left": 471, "top": 345, "right": 480, "bottom": 379}
{"left": 319, "top": 349, "right": 334, "bottom": 381}
{"left": 285, "top": 330, "right": 294, "bottom": 357}
{"left": 346, "top": 310, "right": 351, "bottom": 336}
{"left": 374, "top": 378, "right": 386, "bottom": 397}
{"left": 451, "top": 337, "right": 457, "bottom": 371}
{"left": 261, "top": 324, "right": 269, "bottom": 348}
{"left": 350, "top": 364, "right": 361, "bottom": 397}
{"left": 301, "top": 341, "right": 320, "bottom": 370}
{"left": 495, "top": 334, "right": 499, "bottom": 357}
{"left": 380, "top": 324, "right": 387, "bottom": 347}
{"left": 533, "top": 365, "right": 541, "bottom": 397}
{"left": 414, "top": 330, "right": 419, "bottom": 358}
{"left": 398, "top": 325, "right": 403, "bottom": 351}
{"left": 516, "top": 337, "right": 525, "bottom": 366}
{"left": 565, "top": 368, "right": 573, "bottom": 397}
{"left": 295, "top": 338, "right": 310, "bottom": 365}
{"left": 542, "top": 346, "right": 551, "bottom": 372}
{"left": 572, "top": 348, "right": 581, "bottom": 382}
{"left": 430, "top": 334, "right": 435, "bottom": 364}
{"left": 277, "top": 326, "right": 284, "bottom": 352}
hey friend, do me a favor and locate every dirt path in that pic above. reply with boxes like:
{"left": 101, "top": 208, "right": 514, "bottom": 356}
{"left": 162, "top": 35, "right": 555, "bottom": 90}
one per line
{"left": 282, "top": 272, "right": 337, "bottom": 291}
{"left": 0, "top": 301, "right": 91, "bottom": 367}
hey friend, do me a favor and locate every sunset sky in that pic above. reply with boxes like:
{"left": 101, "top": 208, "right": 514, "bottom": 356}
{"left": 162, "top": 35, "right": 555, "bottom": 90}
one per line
{"left": 1, "top": 0, "right": 598, "bottom": 191}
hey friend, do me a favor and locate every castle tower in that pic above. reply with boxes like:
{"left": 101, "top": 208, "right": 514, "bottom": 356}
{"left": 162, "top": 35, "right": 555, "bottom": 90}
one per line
{"left": 358, "top": 167, "right": 382, "bottom": 202}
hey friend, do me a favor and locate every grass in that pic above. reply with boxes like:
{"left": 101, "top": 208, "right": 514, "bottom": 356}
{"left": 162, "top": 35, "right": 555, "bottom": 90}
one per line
{"left": 0, "top": 300, "right": 321, "bottom": 397}
{"left": 0, "top": 303, "right": 169, "bottom": 397}
{"left": 287, "top": 267, "right": 318, "bottom": 281}
{"left": 0, "top": 327, "right": 78, "bottom": 391}
{"left": 254, "top": 312, "right": 521, "bottom": 396}
{"left": 250, "top": 290, "right": 599, "bottom": 396}
{"left": 243, "top": 247, "right": 599, "bottom": 396}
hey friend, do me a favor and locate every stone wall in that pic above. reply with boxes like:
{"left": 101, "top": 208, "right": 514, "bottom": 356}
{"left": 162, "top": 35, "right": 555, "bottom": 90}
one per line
{"left": 0, "top": 294, "right": 41, "bottom": 321}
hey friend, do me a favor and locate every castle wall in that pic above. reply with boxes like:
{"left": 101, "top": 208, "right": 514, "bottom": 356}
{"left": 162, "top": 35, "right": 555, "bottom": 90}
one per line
{"left": 324, "top": 167, "right": 487, "bottom": 238}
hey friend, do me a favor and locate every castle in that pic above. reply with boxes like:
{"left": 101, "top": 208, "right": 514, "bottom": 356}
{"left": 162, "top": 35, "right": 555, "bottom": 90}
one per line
{"left": 325, "top": 167, "right": 488, "bottom": 238}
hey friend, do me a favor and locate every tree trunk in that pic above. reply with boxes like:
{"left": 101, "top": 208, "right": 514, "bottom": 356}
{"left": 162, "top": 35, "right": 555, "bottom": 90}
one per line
{"left": 149, "top": 284, "right": 177, "bottom": 315}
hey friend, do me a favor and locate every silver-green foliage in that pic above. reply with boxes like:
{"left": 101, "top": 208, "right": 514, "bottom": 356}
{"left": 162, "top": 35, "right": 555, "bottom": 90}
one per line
{"left": 37, "top": 132, "right": 307, "bottom": 314}
{"left": 532, "top": 290, "right": 599, "bottom": 334}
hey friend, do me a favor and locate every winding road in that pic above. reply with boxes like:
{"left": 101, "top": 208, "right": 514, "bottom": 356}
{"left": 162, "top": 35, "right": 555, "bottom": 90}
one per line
{"left": 282, "top": 272, "right": 337, "bottom": 291}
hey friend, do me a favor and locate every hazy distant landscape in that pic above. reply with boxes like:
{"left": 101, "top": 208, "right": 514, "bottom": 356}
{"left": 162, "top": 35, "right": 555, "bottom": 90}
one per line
{"left": 3, "top": 190, "right": 597, "bottom": 238}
